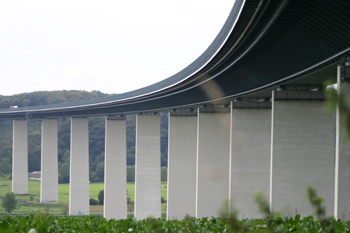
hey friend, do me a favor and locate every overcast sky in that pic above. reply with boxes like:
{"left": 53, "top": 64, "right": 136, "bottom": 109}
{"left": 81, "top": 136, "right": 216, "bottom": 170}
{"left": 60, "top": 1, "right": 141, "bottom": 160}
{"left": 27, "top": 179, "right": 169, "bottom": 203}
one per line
{"left": 0, "top": 0, "right": 234, "bottom": 96}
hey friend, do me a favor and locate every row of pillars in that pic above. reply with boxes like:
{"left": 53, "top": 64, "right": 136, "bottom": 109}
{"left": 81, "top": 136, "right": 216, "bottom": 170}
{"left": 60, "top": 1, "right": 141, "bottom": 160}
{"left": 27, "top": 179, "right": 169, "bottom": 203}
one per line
{"left": 10, "top": 72, "right": 350, "bottom": 220}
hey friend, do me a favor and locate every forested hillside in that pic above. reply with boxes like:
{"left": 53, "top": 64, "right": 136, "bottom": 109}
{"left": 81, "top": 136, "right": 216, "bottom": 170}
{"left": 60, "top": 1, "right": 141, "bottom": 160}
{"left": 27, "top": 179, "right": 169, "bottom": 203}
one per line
{"left": 0, "top": 90, "right": 168, "bottom": 182}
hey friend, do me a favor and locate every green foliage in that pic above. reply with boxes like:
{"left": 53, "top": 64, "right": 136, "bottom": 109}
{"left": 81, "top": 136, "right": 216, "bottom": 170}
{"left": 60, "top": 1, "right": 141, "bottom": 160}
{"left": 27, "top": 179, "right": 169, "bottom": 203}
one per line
{"left": 219, "top": 199, "right": 250, "bottom": 232}
{"left": 0, "top": 90, "right": 107, "bottom": 108}
{"left": 94, "top": 163, "right": 104, "bottom": 182}
{"left": 89, "top": 198, "right": 98, "bottom": 205}
{"left": 0, "top": 157, "right": 11, "bottom": 175}
{"left": 1, "top": 192, "right": 17, "bottom": 214}
{"left": 127, "top": 165, "right": 135, "bottom": 182}
{"left": 306, "top": 185, "right": 336, "bottom": 233}
{"left": 161, "top": 166, "right": 167, "bottom": 182}
{"left": 1, "top": 214, "right": 349, "bottom": 232}
{"left": 98, "top": 190, "right": 104, "bottom": 205}
{"left": 58, "top": 163, "right": 69, "bottom": 184}
{"left": 254, "top": 192, "right": 284, "bottom": 232}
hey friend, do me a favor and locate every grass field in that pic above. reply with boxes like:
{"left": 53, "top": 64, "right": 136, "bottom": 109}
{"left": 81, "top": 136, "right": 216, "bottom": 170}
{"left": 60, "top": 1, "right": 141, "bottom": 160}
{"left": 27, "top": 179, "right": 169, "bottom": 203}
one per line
{"left": 0, "top": 179, "right": 168, "bottom": 214}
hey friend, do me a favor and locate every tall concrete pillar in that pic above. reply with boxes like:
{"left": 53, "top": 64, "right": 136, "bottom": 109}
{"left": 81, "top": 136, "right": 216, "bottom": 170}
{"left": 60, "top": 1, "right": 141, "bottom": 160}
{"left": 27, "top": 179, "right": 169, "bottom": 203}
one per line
{"left": 196, "top": 107, "right": 230, "bottom": 218}
{"left": 230, "top": 106, "right": 271, "bottom": 219}
{"left": 271, "top": 92, "right": 334, "bottom": 217}
{"left": 167, "top": 111, "right": 197, "bottom": 220}
{"left": 104, "top": 116, "right": 127, "bottom": 220}
{"left": 40, "top": 119, "right": 58, "bottom": 204}
{"left": 12, "top": 119, "right": 28, "bottom": 194}
{"left": 135, "top": 114, "right": 161, "bottom": 220}
{"left": 334, "top": 65, "right": 350, "bottom": 219}
{"left": 69, "top": 117, "right": 90, "bottom": 215}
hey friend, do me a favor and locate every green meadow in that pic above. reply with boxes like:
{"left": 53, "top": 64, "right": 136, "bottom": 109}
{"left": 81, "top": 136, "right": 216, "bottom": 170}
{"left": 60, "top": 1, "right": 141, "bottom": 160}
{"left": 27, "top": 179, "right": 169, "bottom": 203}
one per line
{"left": 0, "top": 179, "right": 167, "bottom": 214}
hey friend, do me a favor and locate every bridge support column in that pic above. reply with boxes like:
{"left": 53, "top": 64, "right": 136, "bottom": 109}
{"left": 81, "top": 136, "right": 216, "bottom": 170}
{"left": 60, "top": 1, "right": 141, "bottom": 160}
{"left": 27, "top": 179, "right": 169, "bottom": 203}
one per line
{"left": 40, "top": 119, "right": 58, "bottom": 204}
{"left": 196, "top": 107, "right": 230, "bottom": 218}
{"left": 104, "top": 116, "right": 127, "bottom": 220}
{"left": 230, "top": 106, "right": 271, "bottom": 219}
{"left": 12, "top": 119, "right": 28, "bottom": 194}
{"left": 167, "top": 112, "right": 197, "bottom": 220}
{"left": 135, "top": 114, "right": 161, "bottom": 220}
{"left": 69, "top": 117, "right": 90, "bottom": 215}
{"left": 271, "top": 91, "right": 334, "bottom": 217}
{"left": 334, "top": 65, "right": 350, "bottom": 219}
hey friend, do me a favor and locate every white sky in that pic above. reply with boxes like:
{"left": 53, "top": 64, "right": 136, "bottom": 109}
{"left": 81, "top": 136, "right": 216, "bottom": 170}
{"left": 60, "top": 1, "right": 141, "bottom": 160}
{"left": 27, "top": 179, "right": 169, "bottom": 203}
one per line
{"left": 0, "top": 0, "right": 234, "bottom": 96}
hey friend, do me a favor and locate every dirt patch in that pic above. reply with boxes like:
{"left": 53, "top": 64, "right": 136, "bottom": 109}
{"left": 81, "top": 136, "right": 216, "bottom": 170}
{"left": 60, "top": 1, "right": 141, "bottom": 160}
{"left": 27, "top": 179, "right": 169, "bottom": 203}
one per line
{"left": 90, "top": 205, "right": 103, "bottom": 212}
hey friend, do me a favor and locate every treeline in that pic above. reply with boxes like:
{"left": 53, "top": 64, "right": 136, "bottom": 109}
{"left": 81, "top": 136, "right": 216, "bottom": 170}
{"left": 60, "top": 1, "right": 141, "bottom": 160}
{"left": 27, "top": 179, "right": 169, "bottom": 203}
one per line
{"left": 0, "top": 90, "right": 106, "bottom": 108}
{"left": 0, "top": 90, "right": 168, "bottom": 183}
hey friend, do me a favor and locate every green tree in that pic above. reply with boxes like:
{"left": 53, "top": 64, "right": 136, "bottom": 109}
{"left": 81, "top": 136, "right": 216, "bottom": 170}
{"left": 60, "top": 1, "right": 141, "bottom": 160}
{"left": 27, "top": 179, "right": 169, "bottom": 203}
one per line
{"left": 161, "top": 166, "right": 167, "bottom": 182}
{"left": 22, "top": 98, "right": 32, "bottom": 106}
{"left": 98, "top": 190, "right": 104, "bottom": 205}
{"left": 2, "top": 192, "right": 17, "bottom": 214}
{"left": 0, "top": 98, "right": 10, "bottom": 108}
{"left": 95, "top": 163, "right": 104, "bottom": 182}
{"left": 127, "top": 165, "right": 135, "bottom": 182}
{"left": 58, "top": 163, "right": 70, "bottom": 183}
{"left": 0, "top": 157, "right": 11, "bottom": 175}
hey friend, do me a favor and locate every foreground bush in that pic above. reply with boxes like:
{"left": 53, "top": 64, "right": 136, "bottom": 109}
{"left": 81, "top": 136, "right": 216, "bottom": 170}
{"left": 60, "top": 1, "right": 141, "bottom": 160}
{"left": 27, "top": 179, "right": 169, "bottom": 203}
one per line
{"left": 0, "top": 214, "right": 350, "bottom": 233}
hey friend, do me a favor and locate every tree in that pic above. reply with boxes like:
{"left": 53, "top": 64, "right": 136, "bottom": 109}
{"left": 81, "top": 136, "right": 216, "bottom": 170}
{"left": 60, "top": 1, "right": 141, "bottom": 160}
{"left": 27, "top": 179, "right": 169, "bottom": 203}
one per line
{"left": 0, "top": 98, "right": 10, "bottom": 108}
{"left": 22, "top": 98, "right": 32, "bottom": 106}
{"left": 161, "top": 166, "right": 167, "bottom": 182}
{"left": 58, "top": 163, "right": 70, "bottom": 183}
{"left": 95, "top": 163, "right": 104, "bottom": 182}
{"left": 98, "top": 190, "right": 104, "bottom": 205}
{"left": 2, "top": 192, "right": 17, "bottom": 214}
{"left": 0, "top": 157, "right": 11, "bottom": 175}
{"left": 127, "top": 165, "right": 135, "bottom": 182}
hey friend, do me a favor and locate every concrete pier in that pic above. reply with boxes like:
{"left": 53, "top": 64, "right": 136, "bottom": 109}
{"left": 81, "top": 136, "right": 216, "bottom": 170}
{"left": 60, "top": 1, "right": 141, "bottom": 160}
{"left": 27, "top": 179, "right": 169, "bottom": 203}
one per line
{"left": 167, "top": 112, "right": 197, "bottom": 220}
{"left": 40, "top": 119, "right": 58, "bottom": 204}
{"left": 271, "top": 95, "right": 334, "bottom": 217}
{"left": 12, "top": 119, "right": 28, "bottom": 194}
{"left": 135, "top": 114, "right": 161, "bottom": 220}
{"left": 104, "top": 116, "right": 127, "bottom": 220}
{"left": 230, "top": 107, "right": 271, "bottom": 219}
{"left": 196, "top": 107, "right": 230, "bottom": 218}
{"left": 335, "top": 65, "right": 350, "bottom": 219}
{"left": 69, "top": 118, "right": 90, "bottom": 215}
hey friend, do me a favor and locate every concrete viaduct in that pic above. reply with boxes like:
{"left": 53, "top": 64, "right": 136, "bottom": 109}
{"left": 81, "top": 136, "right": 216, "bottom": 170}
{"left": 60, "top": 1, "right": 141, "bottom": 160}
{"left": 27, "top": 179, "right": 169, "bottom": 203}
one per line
{"left": 1, "top": 0, "right": 350, "bottom": 220}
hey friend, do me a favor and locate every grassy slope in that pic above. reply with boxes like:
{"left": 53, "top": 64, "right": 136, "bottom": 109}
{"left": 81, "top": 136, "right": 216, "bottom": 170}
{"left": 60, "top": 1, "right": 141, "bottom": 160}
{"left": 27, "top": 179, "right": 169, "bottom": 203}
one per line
{"left": 0, "top": 180, "right": 167, "bottom": 214}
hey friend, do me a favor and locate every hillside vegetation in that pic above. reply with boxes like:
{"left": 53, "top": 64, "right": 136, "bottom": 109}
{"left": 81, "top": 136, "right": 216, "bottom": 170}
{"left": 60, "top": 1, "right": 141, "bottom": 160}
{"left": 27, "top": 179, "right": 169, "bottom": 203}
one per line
{"left": 0, "top": 90, "right": 168, "bottom": 182}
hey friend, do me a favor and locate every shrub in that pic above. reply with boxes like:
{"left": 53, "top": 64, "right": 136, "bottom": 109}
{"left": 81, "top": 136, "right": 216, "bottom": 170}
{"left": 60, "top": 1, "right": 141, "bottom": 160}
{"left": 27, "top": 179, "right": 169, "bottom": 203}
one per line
{"left": 98, "top": 190, "right": 104, "bottom": 205}
{"left": 90, "top": 198, "right": 98, "bottom": 205}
